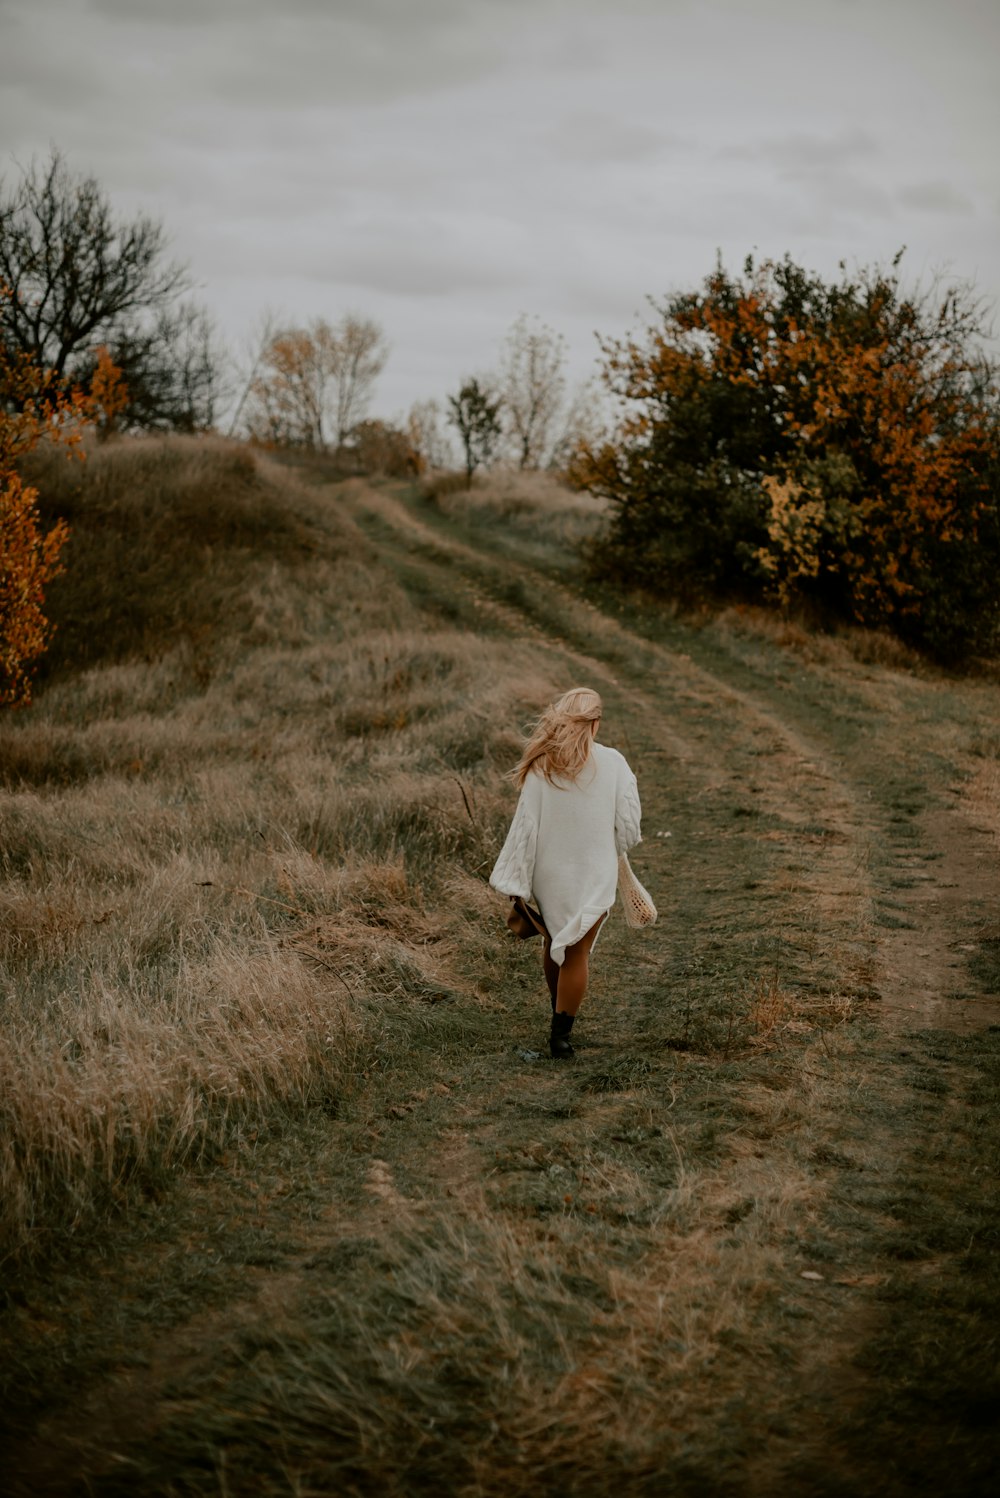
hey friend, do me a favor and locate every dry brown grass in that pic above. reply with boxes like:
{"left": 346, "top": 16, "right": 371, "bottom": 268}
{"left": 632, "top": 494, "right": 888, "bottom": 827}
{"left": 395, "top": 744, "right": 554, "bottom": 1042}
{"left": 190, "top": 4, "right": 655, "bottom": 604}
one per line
{"left": 4, "top": 442, "right": 1000, "bottom": 1495}
{"left": 714, "top": 602, "right": 927, "bottom": 674}
{"left": 0, "top": 436, "right": 551, "bottom": 1263}
{"left": 150, "top": 1190, "right": 806, "bottom": 1493}
{"left": 745, "top": 974, "right": 864, "bottom": 1047}
{"left": 422, "top": 466, "right": 607, "bottom": 551}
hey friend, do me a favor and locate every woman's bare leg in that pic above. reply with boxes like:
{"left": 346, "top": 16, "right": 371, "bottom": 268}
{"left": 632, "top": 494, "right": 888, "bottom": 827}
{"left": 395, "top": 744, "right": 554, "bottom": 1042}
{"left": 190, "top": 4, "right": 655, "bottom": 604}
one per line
{"left": 542, "top": 937, "right": 560, "bottom": 1009}
{"left": 555, "top": 916, "right": 606, "bottom": 1017}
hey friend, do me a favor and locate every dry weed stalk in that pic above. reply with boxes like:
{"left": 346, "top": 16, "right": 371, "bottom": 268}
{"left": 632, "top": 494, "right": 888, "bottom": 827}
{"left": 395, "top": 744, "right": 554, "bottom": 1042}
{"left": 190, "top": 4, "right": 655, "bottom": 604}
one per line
{"left": 747, "top": 972, "right": 793, "bottom": 1043}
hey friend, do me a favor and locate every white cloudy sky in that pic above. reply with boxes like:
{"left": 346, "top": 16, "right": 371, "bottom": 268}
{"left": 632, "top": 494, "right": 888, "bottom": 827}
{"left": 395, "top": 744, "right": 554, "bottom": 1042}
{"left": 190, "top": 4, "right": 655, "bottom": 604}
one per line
{"left": 1, "top": 0, "right": 998, "bottom": 419}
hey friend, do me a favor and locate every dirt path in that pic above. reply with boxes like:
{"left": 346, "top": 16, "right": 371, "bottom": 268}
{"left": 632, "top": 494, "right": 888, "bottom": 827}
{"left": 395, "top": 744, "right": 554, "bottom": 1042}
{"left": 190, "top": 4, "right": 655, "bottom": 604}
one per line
{"left": 4, "top": 480, "right": 999, "bottom": 1496}
{"left": 340, "top": 479, "right": 999, "bottom": 1031}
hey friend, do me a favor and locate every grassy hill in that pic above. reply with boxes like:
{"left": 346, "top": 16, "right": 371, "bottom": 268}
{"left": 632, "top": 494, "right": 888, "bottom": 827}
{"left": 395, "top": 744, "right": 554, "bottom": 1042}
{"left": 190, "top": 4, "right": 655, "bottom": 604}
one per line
{"left": 2, "top": 436, "right": 999, "bottom": 1495}
{"left": 2, "top": 437, "right": 538, "bottom": 1261}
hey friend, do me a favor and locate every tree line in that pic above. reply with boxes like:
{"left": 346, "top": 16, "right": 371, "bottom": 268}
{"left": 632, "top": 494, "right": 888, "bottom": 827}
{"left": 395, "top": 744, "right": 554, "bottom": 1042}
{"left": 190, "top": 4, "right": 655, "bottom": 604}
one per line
{"left": 3, "top": 148, "right": 999, "bottom": 706}
{"left": 231, "top": 308, "right": 595, "bottom": 484}
{"left": 0, "top": 149, "right": 592, "bottom": 467}
{"left": 0, "top": 150, "right": 593, "bottom": 702}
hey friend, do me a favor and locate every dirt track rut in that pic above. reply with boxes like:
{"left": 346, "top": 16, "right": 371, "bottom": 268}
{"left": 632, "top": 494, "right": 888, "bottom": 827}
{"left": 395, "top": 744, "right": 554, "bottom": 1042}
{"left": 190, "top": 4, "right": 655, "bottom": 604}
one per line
{"left": 339, "top": 480, "right": 999, "bottom": 1033}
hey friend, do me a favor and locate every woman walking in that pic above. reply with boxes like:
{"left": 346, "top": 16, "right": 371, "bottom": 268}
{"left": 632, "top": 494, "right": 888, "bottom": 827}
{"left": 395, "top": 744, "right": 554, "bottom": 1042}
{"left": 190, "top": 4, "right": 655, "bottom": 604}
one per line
{"left": 490, "top": 687, "right": 642, "bottom": 1059}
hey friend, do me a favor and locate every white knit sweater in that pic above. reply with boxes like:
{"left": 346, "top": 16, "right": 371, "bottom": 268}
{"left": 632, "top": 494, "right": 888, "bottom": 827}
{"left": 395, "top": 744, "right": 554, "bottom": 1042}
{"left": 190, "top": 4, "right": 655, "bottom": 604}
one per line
{"left": 489, "top": 742, "right": 642, "bottom": 965}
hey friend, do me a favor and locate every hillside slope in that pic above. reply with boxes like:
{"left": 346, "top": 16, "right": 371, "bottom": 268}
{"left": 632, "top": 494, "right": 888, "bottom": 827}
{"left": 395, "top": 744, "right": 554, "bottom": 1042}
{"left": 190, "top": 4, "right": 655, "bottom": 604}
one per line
{"left": 2, "top": 440, "right": 998, "bottom": 1496}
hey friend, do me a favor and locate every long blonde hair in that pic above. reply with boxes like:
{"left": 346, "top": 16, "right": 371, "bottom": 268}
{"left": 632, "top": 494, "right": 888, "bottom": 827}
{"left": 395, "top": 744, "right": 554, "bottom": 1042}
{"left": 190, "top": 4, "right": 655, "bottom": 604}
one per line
{"left": 510, "top": 686, "right": 603, "bottom": 788}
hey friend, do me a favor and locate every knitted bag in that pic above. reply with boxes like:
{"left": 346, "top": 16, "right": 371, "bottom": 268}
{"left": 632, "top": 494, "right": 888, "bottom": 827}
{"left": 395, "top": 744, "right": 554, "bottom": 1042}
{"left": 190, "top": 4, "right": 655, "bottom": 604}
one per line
{"left": 618, "top": 853, "right": 657, "bottom": 929}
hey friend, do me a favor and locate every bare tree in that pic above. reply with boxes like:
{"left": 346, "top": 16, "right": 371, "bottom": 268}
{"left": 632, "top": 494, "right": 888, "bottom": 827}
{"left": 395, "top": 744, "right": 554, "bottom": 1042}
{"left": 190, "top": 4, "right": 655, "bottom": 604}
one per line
{"left": 0, "top": 149, "right": 217, "bottom": 428}
{"left": 406, "top": 398, "right": 454, "bottom": 471}
{"left": 547, "top": 378, "right": 608, "bottom": 473}
{"left": 329, "top": 315, "right": 388, "bottom": 448}
{"left": 226, "top": 309, "right": 279, "bottom": 439}
{"left": 498, "top": 313, "right": 567, "bottom": 469}
{"left": 83, "top": 302, "right": 221, "bottom": 433}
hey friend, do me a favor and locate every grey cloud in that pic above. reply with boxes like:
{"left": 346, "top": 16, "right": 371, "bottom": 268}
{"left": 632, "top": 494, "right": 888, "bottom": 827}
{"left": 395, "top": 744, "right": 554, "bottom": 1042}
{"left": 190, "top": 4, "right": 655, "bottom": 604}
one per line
{"left": 88, "top": 0, "right": 482, "bottom": 31}
{"left": 544, "top": 112, "right": 672, "bottom": 165}
{"left": 328, "top": 210, "right": 533, "bottom": 299}
{"left": 769, "top": 128, "right": 879, "bottom": 170}
{"left": 897, "top": 180, "right": 975, "bottom": 215}
{"left": 798, "top": 170, "right": 894, "bottom": 221}
{"left": 0, "top": 0, "right": 518, "bottom": 113}
{"left": 723, "top": 127, "right": 892, "bottom": 224}
{"left": 725, "top": 127, "right": 879, "bottom": 169}
{"left": 198, "top": 199, "right": 530, "bottom": 300}
{"left": 86, "top": 0, "right": 658, "bottom": 30}
{"left": 204, "top": 15, "right": 514, "bottom": 111}
{"left": 333, "top": 245, "right": 521, "bottom": 299}
{"left": 2, "top": 0, "right": 997, "bottom": 416}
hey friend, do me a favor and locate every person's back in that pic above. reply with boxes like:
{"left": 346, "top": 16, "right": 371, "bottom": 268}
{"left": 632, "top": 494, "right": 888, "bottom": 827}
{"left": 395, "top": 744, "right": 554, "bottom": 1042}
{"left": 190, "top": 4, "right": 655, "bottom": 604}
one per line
{"left": 528, "top": 742, "right": 632, "bottom": 947}
{"left": 490, "top": 689, "right": 642, "bottom": 1058}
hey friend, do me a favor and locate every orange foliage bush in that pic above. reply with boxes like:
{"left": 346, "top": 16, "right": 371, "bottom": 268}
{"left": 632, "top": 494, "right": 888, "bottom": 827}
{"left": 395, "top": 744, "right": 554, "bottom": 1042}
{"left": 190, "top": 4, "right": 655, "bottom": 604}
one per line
{"left": 90, "top": 344, "right": 130, "bottom": 439}
{"left": 573, "top": 254, "right": 1000, "bottom": 660}
{"left": 0, "top": 306, "right": 114, "bottom": 705}
{"left": 0, "top": 469, "right": 69, "bottom": 708}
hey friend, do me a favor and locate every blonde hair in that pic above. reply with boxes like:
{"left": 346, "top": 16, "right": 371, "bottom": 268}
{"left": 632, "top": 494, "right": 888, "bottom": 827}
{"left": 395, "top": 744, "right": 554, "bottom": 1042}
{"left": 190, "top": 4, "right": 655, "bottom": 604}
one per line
{"left": 510, "top": 687, "right": 603, "bottom": 788}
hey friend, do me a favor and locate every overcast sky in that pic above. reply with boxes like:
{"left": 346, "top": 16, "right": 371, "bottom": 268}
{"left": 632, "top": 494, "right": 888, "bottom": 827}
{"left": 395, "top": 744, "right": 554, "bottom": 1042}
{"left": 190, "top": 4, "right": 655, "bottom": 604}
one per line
{"left": 1, "top": 0, "right": 998, "bottom": 421}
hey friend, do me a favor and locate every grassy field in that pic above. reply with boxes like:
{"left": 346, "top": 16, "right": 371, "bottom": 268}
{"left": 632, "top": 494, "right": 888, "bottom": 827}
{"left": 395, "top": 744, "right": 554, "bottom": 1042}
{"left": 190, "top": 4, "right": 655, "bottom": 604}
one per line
{"left": 1, "top": 437, "right": 998, "bottom": 1495}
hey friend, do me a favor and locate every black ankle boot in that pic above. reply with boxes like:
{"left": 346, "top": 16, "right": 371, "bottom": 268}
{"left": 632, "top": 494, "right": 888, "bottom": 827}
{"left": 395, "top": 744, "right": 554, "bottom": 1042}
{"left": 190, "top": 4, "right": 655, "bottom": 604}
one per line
{"left": 550, "top": 1010, "right": 575, "bottom": 1060}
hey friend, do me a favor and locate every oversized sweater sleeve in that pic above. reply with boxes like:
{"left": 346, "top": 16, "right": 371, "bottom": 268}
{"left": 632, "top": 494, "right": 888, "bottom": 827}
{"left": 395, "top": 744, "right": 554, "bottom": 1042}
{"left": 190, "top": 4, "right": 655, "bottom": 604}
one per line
{"left": 489, "top": 782, "right": 539, "bottom": 900}
{"left": 614, "top": 762, "right": 642, "bottom": 855}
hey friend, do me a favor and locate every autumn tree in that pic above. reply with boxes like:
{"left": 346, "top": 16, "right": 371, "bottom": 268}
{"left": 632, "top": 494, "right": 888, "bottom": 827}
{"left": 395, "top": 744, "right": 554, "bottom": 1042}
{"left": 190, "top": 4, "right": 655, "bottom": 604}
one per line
{"left": 246, "top": 326, "right": 327, "bottom": 448}
{"left": 447, "top": 379, "right": 502, "bottom": 487}
{"left": 0, "top": 307, "right": 107, "bottom": 706}
{"left": 0, "top": 457, "right": 66, "bottom": 707}
{"left": 329, "top": 315, "right": 389, "bottom": 448}
{"left": 572, "top": 253, "right": 1000, "bottom": 659}
{"left": 88, "top": 346, "right": 130, "bottom": 440}
{"left": 244, "top": 314, "right": 387, "bottom": 450}
{"left": 498, "top": 314, "right": 568, "bottom": 468}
